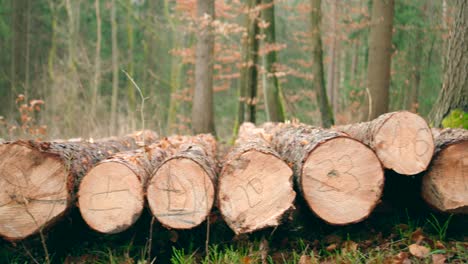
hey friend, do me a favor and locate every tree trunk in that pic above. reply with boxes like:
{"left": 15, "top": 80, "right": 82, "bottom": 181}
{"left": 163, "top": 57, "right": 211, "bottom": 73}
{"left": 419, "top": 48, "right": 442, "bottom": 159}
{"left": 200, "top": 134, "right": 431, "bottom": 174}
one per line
{"left": 261, "top": 0, "right": 285, "bottom": 122}
{"left": 91, "top": 0, "right": 102, "bottom": 118}
{"left": 363, "top": 0, "right": 394, "bottom": 121}
{"left": 335, "top": 111, "right": 434, "bottom": 175}
{"left": 219, "top": 123, "right": 295, "bottom": 234}
{"left": 429, "top": 0, "right": 467, "bottom": 127}
{"left": 326, "top": 0, "right": 337, "bottom": 113}
{"left": 147, "top": 134, "right": 217, "bottom": 229}
{"left": 78, "top": 140, "right": 171, "bottom": 234}
{"left": 266, "top": 122, "right": 384, "bottom": 225}
{"left": 421, "top": 129, "right": 467, "bottom": 213}
{"left": 310, "top": 0, "right": 334, "bottom": 128}
{"left": 236, "top": 0, "right": 260, "bottom": 129}
{"left": 10, "top": 0, "right": 28, "bottom": 99}
{"left": 126, "top": 0, "right": 136, "bottom": 131}
{"left": 0, "top": 131, "right": 158, "bottom": 241}
{"left": 110, "top": 0, "right": 119, "bottom": 134}
{"left": 192, "top": 0, "right": 216, "bottom": 134}
{"left": 406, "top": 31, "right": 423, "bottom": 112}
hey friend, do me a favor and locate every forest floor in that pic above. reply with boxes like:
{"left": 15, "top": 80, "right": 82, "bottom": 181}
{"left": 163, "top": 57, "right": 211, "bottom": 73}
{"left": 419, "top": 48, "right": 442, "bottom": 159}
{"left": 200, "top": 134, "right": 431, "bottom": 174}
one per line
{"left": 1, "top": 200, "right": 467, "bottom": 264}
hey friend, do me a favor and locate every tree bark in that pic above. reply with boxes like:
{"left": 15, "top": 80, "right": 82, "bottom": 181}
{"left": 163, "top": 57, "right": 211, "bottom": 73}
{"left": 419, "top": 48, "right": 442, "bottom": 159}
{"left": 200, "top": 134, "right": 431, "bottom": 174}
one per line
{"left": 422, "top": 129, "right": 467, "bottom": 214}
{"left": 219, "top": 123, "right": 295, "bottom": 234}
{"left": 0, "top": 131, "right": 158, "bottom": 241}
{"left": 261, "top": 0, "right": 285, "bottom": 122}
{"left": 335, "top": 111, "right": 434, "bottom": 175}
{"left": 91, "top": 0, "right": 102, "bottom": 118}
{"left": 236, "top": 0, "right": 261, "bottom": 129}
{"left": 363, "top": 0, "right": 394, "bottom": 121}
{"left": 147, "top": 134, "right": 217, "bottom": 229}
{"left": 266, "top": 122, "right": 384, "bottom": 225}
{"left": 310, "top": 0, "right": 334, "bottom": 127}
{"left": 110, "top": 0, "right": 119, "bottom": 134}
{"left": 429, "top": 0, "right": 468, "bottom": 127}
{"left": 326, "top": 0, "right": 337, "bottom": 113}
{"left": 78, "top": 140, "right": 172, "bottom": 234}
{"left": 192, "top": 0, "right": 216, "bottom": 134}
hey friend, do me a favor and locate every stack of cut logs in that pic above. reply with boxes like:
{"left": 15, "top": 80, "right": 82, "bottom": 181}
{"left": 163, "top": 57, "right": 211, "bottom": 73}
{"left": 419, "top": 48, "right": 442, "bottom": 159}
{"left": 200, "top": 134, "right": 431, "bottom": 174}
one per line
{"left": 0, "top": 111, "right": 466, "bottom": 241}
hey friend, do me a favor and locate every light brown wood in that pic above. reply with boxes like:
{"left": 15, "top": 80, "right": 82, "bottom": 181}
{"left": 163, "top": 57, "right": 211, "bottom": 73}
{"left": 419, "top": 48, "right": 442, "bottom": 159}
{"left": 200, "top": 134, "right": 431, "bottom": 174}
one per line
{"left": 422, "top": 129, "right": 467, "bottom": 213}
{"left": 0, "top": 131, "right": 157, "bottom": 241}
{"left": 302, "top": 137, "right": 384, "bottom": 224}
{"left": 267, "top": 123, "right": 385, "bottom": 225}
{"left": 218, "top": 123, "right": 295, "bottom": 234}
{"left": 78, "top": 142, "right": 169, "bottom": 234}
{"left": 336, "top": 111, "right": 434, "bottom": 175}
{"left": 78, "top": 162, "right": 143, "bottom": 234}
{"left": 0, "top": 143, "right": 67, "bottom": 241}
{"left": 147, "top": 135, "right": 216, "bottom": 229}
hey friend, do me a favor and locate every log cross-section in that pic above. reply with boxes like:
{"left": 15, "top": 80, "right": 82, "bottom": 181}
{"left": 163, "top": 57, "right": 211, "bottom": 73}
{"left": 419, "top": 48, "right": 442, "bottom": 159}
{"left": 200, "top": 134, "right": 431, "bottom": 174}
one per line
{"left": 267, "top": 123, "right": 384, "bottom": 225}
{"left": 335, "top": 111, "right": 434, "bottom": 175}
{"left": 147, "top": 134, "right": 217, "bottom": 229}
{"left": 218, "top": 123, "right": 295, "bottom": 234}
{"left": 422, "top": 128, "right": 467, "bottom": 213}
{"left": 0, "top": 131, "right": 157, "bottom": 241}
{"left": 78, "top": 140, "right": 173, "bottom": 234}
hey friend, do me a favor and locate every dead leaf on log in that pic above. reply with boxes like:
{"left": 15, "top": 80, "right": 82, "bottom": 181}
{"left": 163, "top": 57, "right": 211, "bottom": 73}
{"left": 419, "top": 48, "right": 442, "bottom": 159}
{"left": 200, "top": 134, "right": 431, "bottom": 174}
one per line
{"left": 409, "top": 244, "right": 430, "bottom": 258}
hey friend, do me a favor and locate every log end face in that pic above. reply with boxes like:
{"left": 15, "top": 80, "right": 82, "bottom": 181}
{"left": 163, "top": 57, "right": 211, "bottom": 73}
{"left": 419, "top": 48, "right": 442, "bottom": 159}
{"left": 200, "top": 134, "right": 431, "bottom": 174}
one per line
{"left": 78, "top": 162, "right": 144, "bottom": 234}
{"left": 422, "top": 141, "right": 468, "bottom": 213}
{"left": 147, "top": 158, "right": 215, "bottom": 229}
{"left": 0, "top": 143, "right": 68, "bottom": 240}
{"left": 219, "top": 150, "right": 295, "bottom": 234}
{"left": 374, "top": 111, "right": 434, "bottom": 175}
{"left": 302, "top": 137, "right": 384, "bottom": 225}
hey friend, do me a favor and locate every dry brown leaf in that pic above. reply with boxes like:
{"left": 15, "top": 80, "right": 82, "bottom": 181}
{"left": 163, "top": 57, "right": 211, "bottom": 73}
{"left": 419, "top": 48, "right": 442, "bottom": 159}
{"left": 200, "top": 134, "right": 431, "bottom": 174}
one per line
{"left": 392, "top": 252, "right": 411, "bottom": 264}
{"left": 298, "top": 255, "right": 313, "bottom": 264}
{"left": 431, "top": 254, "right": 446, "bottom": 264}
{"left": 435, "top": 241, "right": 446, "bottom": 249}
{"left": 409, "top": 244, "right": 430, "bottom": 258}
{"left": 342, "top": 241, "right": 358, "bottom": 254}
{"left": 169, "top": 230, "right": 179, "bottom": 243}
{"left": 410, "top": 228, "right": 425, "bottom": 244}
{"left": 326, "top": 243, "right": 337, "bottom": 251}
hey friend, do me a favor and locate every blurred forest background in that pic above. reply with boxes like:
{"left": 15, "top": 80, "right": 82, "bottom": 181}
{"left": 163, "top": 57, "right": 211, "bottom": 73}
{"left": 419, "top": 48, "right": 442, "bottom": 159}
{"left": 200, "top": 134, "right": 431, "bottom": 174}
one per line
{"left": 0, "top": 0, "right": 464, "bottom": 140}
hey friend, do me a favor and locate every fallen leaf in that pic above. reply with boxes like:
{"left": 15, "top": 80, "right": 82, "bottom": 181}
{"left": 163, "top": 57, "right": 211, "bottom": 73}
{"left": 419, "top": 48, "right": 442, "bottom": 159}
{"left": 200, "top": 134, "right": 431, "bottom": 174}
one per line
{"left": 409, "top": 244, "right": 430, "bottom": 258}
{"left": 326, "top": 243, "right": 337, "bottom": 251}
{"left": 431, "top": 254, "right": 446, "bottom": 264}
{"left": 410, "top": 228, "right": 425, "bottom": 244}
{"left": 342, "top": 241, "right": 358, "bottom": 254}
{"left": 385, "top": 252, "right": 411, "bottom": 264}
{"left": 298, "top": 255, "right": 313, "bottom": 264}
{"left": 435, "top": 241, "right": 445, "bottom": 249}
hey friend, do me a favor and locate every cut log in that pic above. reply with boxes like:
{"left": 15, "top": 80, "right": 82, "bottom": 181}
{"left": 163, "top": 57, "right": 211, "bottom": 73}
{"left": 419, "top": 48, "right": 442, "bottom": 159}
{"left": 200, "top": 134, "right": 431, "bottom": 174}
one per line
{"left": 422, "top": 128, "right": 467, "bottom": 213}
{"left": 0, "top": 131, "right": 157, "bottom": 241}
{"left": 78, "top": 140, "right": 174, "bottom": 234}
{"left": 267, "top": 123, "right": 384, "bottom": 225}
{"left": 218, "top": 123, "right": 295, "bottom": 234}
{"left": 335, "top": 111, "right": 434, "bottom": 175}
{"left": 146, "top": 134, "right": 217, "bottom": 229}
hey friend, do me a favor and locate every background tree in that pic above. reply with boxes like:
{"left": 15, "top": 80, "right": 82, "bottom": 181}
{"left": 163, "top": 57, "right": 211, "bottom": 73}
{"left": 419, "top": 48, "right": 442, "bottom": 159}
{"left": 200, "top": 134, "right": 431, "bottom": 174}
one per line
{"left": 310, "top": 0, "right": 334, "bottom": 127}
{"left": 363, "top": 0, "right": 395, "bottom": 121}
{"left": 429, "top": 0, "right": 467, "bottom": 127}
{"left": 192, "top": 0, "right": 216, "bottom": 134}
{"left": 261, "top": 0, "right": 286, "bottom": 122}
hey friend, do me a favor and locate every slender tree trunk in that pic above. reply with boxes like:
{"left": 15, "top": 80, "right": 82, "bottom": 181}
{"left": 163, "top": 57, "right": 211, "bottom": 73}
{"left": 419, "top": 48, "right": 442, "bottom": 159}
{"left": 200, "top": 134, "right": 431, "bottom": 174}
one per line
{"left": 429, "top": 0, "right": 467, "bottom": 127}
{"left": 126, "top": 0, "right": 136, "bottom": 131}
{"left": 47, "top": 0, "right": 57, "bottom": 82}
{"left": 326, "top": 0, "right": 337, "bottom": 112}
{"left": 261, "top": 0, "right": 285, "bottom": 122}
{"left": 110, "top": 0, "right": 119, "bottom": 134}
{"left": 91, "top": 0, "right": 102, "bottom": 118}
{"left": 235, "top": 0, "right": 260, "bottom": 136}
{"left": 310, "top": 0, "right": 334, "bottom": 127}
{"left": 24, "top": 0, "right": 30, "bottom": 97}
{"left": 363, "top": 0, "right": 394, "bottom": 121}
{"left": 11, "top": 0, "right": 28, "bottom": 98}
{"left": 192, "top": 0, "right": 216, "bottom": 134}
{"left": 406, "top": 31, "right": 423, "bottom": 112}
{"left": 167, "top": 33, "right": 184, "bottom": 133}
